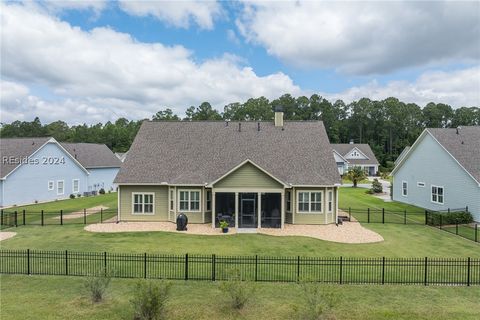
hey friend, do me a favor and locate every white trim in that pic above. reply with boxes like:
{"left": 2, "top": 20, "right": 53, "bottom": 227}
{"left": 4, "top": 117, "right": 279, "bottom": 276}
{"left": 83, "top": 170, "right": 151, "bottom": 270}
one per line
{"left": 177, "top": 189, "right": 201, "bottom": 213}
{"left": 213, "top": 187, "right": 282, "bottom": 193}
{"left": 332, "top": 149, "right": 349, "bottom": 164}
{"left": 291, "top": 184, "right": 340, "bottom": 188}
{"left": 345, "top": 147, "right": 370, "bottom": 160}
{"left": 116, "top": 183, "right": 204, "bottom": 186}
{"left": 72, "top": 179, "right": 80, "bottom": 193}
{"left": 327, "top": 189, "right": 333, "bottom": 213}
{"left": 48, "top": 180, "right": 54, "bottom": 191}
{"left": 56, "top": 180, "right": 65, "bottom": 196}
{"left": 401, "top": 180, "right": 408, "bottom": 197}
{"left": 391, "top": 129, "right": 480, "bottom": 186}
{"left": 2, "top": 138, "right": 89, "bottom": 180}
{"left": 430, "top": 185, "right": 445, "bottom": 205}
{"left": 296, "top": 190, "right": 324, "bottom": 214}
{"left": 117, "top": 185, "right": 121, "bottom": 222}
{"left": 131, "top": 192, "right": 155, "bottom": 215}
{"left": 207, "top": 159, "right": 288, "bottom": 188}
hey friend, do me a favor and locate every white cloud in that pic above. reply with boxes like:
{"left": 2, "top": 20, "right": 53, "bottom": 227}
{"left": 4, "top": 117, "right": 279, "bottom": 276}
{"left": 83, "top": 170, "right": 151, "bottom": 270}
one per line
{"left": 237, "top": 1, "right": 480, "bottom": 75}
{"left": 118, "top": 0, "right": 222, "bottom": 30}
{"left": 0, "top": 3, "right": 301, "bottom": 123}
{"left": 39, "top": 0, "right": 107, "bottom": 14}
{"left": 323, "top": 66, "right": 480, "bottom": 107}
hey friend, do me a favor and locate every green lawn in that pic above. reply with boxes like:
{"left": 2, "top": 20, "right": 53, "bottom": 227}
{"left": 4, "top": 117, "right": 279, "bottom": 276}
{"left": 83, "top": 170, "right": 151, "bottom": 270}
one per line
{"left": 442, "top": 225, "right": 478, "bottom": 242}
{"left": 341, "top": 177, "right": 370, "bottom": 184}
{"left": 1, "top": 274, "right": 479, "bottom": 320}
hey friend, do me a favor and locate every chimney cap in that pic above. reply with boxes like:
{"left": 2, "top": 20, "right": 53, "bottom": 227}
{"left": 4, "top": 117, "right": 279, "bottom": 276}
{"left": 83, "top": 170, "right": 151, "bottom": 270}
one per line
{"left": 274, "top": 105, "right": 284, "bottom": 112}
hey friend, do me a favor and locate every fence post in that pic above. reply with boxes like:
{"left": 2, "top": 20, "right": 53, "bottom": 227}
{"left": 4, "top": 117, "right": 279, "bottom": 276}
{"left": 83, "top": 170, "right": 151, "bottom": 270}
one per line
{"left": 404, "top": 210, "right": 407, "bottom": 225}
{"left": 27, "top": 249, "right": 30, "bottom": 275}
{"left": 100, "top": 208, "right": 103, "bottom": 223}
{"left": 440, "top": 214, "right": 442, "bottom": 229}
{"left": 1, "top": 209, "right": 3, "bottom": 226}
{"left": 424, "top": 257, "right": 428, "bottom": 286}
{"left": 348, "top": 207, "right": 351, "bottom": 221}
{"left": 456, "top": 222, "right": 458, "bottom": 235}
{"left": 475, "top": 224, "right": 478, "bottom": 243}
{"left": 14, "top": 211, "right": 18, "bottom": 227}
{"left": 465, "top": 206, "right": 468, "bottom": 212}
{"left": 60, "top": 210, "right": 63, "bottom": 225}
{"left": 339, "top": 257, "right": 343, "bottom": 284}
{"left": 23, "top": 210, "right": 26, "bottom": 225}
{"left": 65, "top": 250, "right": 68, "bottom": 276}
{"left": 255, "top": 255, "right": 258, "bottom": 282}
{"left": 297, "top": 256, "right": 300, "bottom": 282}
{"left": 448, "top": 208, "right": 450, "bottom": 214}
{"left": 424, "top": 210, "right": 428, "bottom": 225}
{"left": 41, "top": 210, "right": 44, "bottom": 226}
{"left": 467, "top": 257, "right": 471, "bottom": 287}
{"left": 104, "top": 252, "right": 107, "bottom": 276}
{"left": 185, "top": 254, "right": 189, "bottom": 280}
{"left": 83, "top": 209, "right": 87, "bottom": 225}
{"left": 367, "top": 208, "right": 370, "bottom": 223}
{"left": 144, "top": 253, "right": 147, "bottom": 279}
{"left": 212, "top": 254, "right": 216, "bottom": 281}
{"left": 382, "top": 208, "right": 385, "bottom": 224}
{"left": 381, "top": 257, "right": 385, "bottom": 285}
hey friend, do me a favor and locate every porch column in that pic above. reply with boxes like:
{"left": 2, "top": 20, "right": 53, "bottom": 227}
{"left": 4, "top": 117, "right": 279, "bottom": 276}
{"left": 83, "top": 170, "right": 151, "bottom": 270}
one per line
{"left": 211, "top": 191, "right": 216, "bottom": 228}
{"left": 281, "top": 190, "right": 285, "bottom": 229}
{"left": 325, "top": 188, "right": 328, "bottom": 224}
{"left": 335, "top": 187, "right": 339, "bottom": 223}
{"left": 235, "top": 192, "right": 239, "bottom": 228}
{"left": 257, "top": 192, "right": 261, "bottom": 228}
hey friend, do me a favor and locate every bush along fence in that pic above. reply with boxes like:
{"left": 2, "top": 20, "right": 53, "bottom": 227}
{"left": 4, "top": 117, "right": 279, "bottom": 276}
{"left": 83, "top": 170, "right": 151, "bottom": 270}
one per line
{"left": 1, "top": 249, "right": 479, "bottom": 286}
{"left": 0, "top": 208, "right": 118, "bottom": 229}
{"left": 340, "top": 207, "right": 478, "bottom": 243}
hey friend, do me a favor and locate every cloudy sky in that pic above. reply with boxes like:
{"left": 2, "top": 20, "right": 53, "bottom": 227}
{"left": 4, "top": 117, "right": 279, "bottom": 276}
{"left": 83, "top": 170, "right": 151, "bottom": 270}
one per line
{"left": 1, "top": 1, "right": 479, "bottom": 124}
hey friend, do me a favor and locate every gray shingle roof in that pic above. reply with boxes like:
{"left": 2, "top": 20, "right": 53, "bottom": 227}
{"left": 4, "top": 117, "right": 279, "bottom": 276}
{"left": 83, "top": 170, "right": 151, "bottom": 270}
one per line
{"left": 427, "top": 126, "right": 480, "bottom": 183}
{"left": 60, "top": 143, "right": 122, "bottom": 168}
{"left": 0, "top": 137, "right": 51, "bottom": 178}
{"left": 331, "top": 144, "right": 379, "bottom": 165}
{"left": 115, "top": 121, "right": 341, "bottom": 186}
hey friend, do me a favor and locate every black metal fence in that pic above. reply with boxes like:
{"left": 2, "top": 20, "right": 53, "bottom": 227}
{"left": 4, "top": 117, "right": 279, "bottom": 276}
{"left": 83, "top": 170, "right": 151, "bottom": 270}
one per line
{"left": 0, "top": 249, "right": 479, "bottom": 286}
{"left": 0, "top": 208, "right": 117, "bottom": 229}
{"left": 341, "top": 207, "right": 478, "bottom": 243}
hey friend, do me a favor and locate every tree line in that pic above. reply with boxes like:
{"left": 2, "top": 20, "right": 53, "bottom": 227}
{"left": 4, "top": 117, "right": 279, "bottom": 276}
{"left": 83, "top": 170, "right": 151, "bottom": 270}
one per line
{"left": 1, "top": 94, "right": 478, "bottom": 170}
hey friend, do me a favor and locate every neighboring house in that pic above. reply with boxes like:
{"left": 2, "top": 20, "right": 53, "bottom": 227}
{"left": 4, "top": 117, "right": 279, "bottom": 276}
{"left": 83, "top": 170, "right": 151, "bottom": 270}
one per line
{"left": 114, "top": 109, "right": 341, "bottom": 229}
{"left": 331, "top": 143, "right": 379, "bottom": 176}
{"left": 61, "top": 143, "right": 121, "bottom": 192}
{"left": 391, "top": 126, "right": 480, "bottom": 222}
{"left": 115, "top": 152, "right": 128, "bottom": 162}
{"left": 0, "top": 138, "right": 121, "bottom": 207}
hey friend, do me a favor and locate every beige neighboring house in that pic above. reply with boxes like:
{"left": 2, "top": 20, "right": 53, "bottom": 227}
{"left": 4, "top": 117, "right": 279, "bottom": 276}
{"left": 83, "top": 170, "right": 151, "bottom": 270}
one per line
{"left": 114, "top": 108, "right": 341, "bottom": 229}
{"left": 332, "top": 143, "right": 379, "bottom": 176}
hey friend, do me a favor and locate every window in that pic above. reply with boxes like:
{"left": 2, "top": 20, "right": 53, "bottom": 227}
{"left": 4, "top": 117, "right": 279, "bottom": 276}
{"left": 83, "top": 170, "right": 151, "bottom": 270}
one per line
{"left": 178, "top": 190, "right": 201, "bottom": 212}
{"left": 286, "top": 191, "right": 291, "bottom": 212}
{"left": 431, "top": 186, "right": 444, "bottom": 204}
{"left": 57, "top": 180, "right": 64, "bottom": 195}
{"left": 327, "top": 190, "right": 333, "bottom": 213}
{"left": 170, "top": 189, "right": 174, "bottom": 211}
{"left": 133, "top": 193, "right": 155, "bottom": 214}
{"left": 297, "top": 191, "right": 323, "bottom": 213}
{"left": 72, "top": 179, "right": 79, "bottom": 193}
{"left": 417, "top": 182, "right": 425, "bottom": 187}
{"left": 402, "top": 181, "right": 408, "bottom": 196}
{"left": 48, "top": 180, "right": 54, "bottom": 191}
{"left": 206, "top": 190, "right": 212, "bottom": 211}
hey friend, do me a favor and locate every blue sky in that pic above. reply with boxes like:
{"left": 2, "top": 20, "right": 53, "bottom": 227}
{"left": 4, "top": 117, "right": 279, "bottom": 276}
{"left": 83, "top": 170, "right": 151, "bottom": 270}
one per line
{"left": 1, "top": 1, "right": 479, "bottom": 124}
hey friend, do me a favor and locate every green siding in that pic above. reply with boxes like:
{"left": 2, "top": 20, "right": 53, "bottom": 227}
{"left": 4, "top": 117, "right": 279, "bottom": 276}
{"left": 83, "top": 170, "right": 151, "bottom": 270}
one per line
{"left": 119, "top": 185, "right": 168, "bottom": 221}
{"left": 292, "top": 187, "right": 337, "bottom": 225}
{"left": 294, "top": 213, "right": 328, "bottom": 224}
{"left": 214, "top": 162, "right": 283, "bottom": 189}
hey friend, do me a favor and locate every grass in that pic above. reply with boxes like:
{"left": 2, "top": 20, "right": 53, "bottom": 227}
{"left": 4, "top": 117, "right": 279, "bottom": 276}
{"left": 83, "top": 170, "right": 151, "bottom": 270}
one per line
{"left": 1, "top": 274, "right": 479, "bottom": 320}
{"left": 339, "top": 187, "right": 421, "bottom": 212}
{"left": 442, "top": 225, "right": 478, "bottom": 242}
{"left": 341, "top": 177, "right": 370, "bottom": 184}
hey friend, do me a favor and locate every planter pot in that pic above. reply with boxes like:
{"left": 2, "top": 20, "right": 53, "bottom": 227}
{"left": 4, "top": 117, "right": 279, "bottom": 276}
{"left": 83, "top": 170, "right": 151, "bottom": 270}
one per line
{"left": 222, "top": 227, "right": 229, "bottom": 233}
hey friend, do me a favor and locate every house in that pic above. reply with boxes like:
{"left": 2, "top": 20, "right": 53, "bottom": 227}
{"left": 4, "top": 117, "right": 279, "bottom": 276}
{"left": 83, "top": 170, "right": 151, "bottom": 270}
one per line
{"left": 0, "top": 138, "right": 121, "bottom": 207}
{"left": 115, "top": 152, "right": 128, "bottom": 162}
{"left": 114, "top": 109, "right": 341, "bottom": 228}
{"left": 391, "top": 126, "right": 480, "bottom": 222}
{"left": 331, "top": 143, "right": 379, "bottom": 176}
{"left": 394, "top": 146, "right": 410, "bottom": 166}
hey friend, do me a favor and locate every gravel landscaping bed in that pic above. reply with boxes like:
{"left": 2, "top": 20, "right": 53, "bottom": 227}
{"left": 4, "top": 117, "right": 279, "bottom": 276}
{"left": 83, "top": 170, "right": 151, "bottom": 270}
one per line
{"left": 0, "top": 232, "right": 17, "bottom": 241}
{"left": 85, "top": 221, "right": 383, "bottom": 243}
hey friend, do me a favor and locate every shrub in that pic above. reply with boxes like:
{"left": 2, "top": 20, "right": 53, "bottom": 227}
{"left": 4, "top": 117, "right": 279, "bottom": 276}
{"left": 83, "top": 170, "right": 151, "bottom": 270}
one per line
{"left": 84, "top": 269, "right": 111, "bottom": 303}
{"left": 99, "top": 188, "right": 106, "bottom": 194}
{"left": 293, "top": 282, "right": 338, "bottom": 320}
{"left": 131, "top": 280, "right": 172, "bottom": 320}
{"left": 219, "top": 268, "right": 255, "bottom": 310}
{"left": 77, "top": 194, "right": 82, "bottom": 198}
{"left": 69, "top": 194, "right": 75, "bottom": 199}
{"left": 427, "top": 211, "right": 473, "bottom": 226}
{"left": 370, "top": 179, "right": 383, "bottom": 194}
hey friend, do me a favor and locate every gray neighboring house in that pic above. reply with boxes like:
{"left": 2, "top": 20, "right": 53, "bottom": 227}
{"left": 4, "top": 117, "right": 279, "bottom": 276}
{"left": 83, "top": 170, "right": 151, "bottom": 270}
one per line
{"left": 332, "top": 143, "right": 379, "bottom": 176}
{"left": 114, "top": 110, "right": 341, "bottom": 229}
{"left": 391, "top": 126, "right": 480, "bottom": 222}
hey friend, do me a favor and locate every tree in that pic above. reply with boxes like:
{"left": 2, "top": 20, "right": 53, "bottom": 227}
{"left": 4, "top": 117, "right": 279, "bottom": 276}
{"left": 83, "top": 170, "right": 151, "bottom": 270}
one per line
{"left": 152, "top": 108, "right": 180, "bottom": 121}
{"left": 345, "top": 167, "right": 367, "bottom": 187}
{"left": 192, "top": 102, "right": 222, "bottom": 120}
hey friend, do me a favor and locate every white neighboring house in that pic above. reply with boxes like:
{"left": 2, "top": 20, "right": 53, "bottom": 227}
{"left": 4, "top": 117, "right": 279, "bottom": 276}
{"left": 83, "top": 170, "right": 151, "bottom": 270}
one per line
{"left": 391, "top": 126, "right": 480, "bottom": 222}
{"left": 332, "top": 143, "right": 379, "bottom": 176}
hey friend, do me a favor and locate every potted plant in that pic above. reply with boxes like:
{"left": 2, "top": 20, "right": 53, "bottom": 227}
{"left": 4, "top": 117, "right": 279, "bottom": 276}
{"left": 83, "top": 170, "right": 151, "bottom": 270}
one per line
{"left": 219, "top": 220, "right": 229, "bottom": 233}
